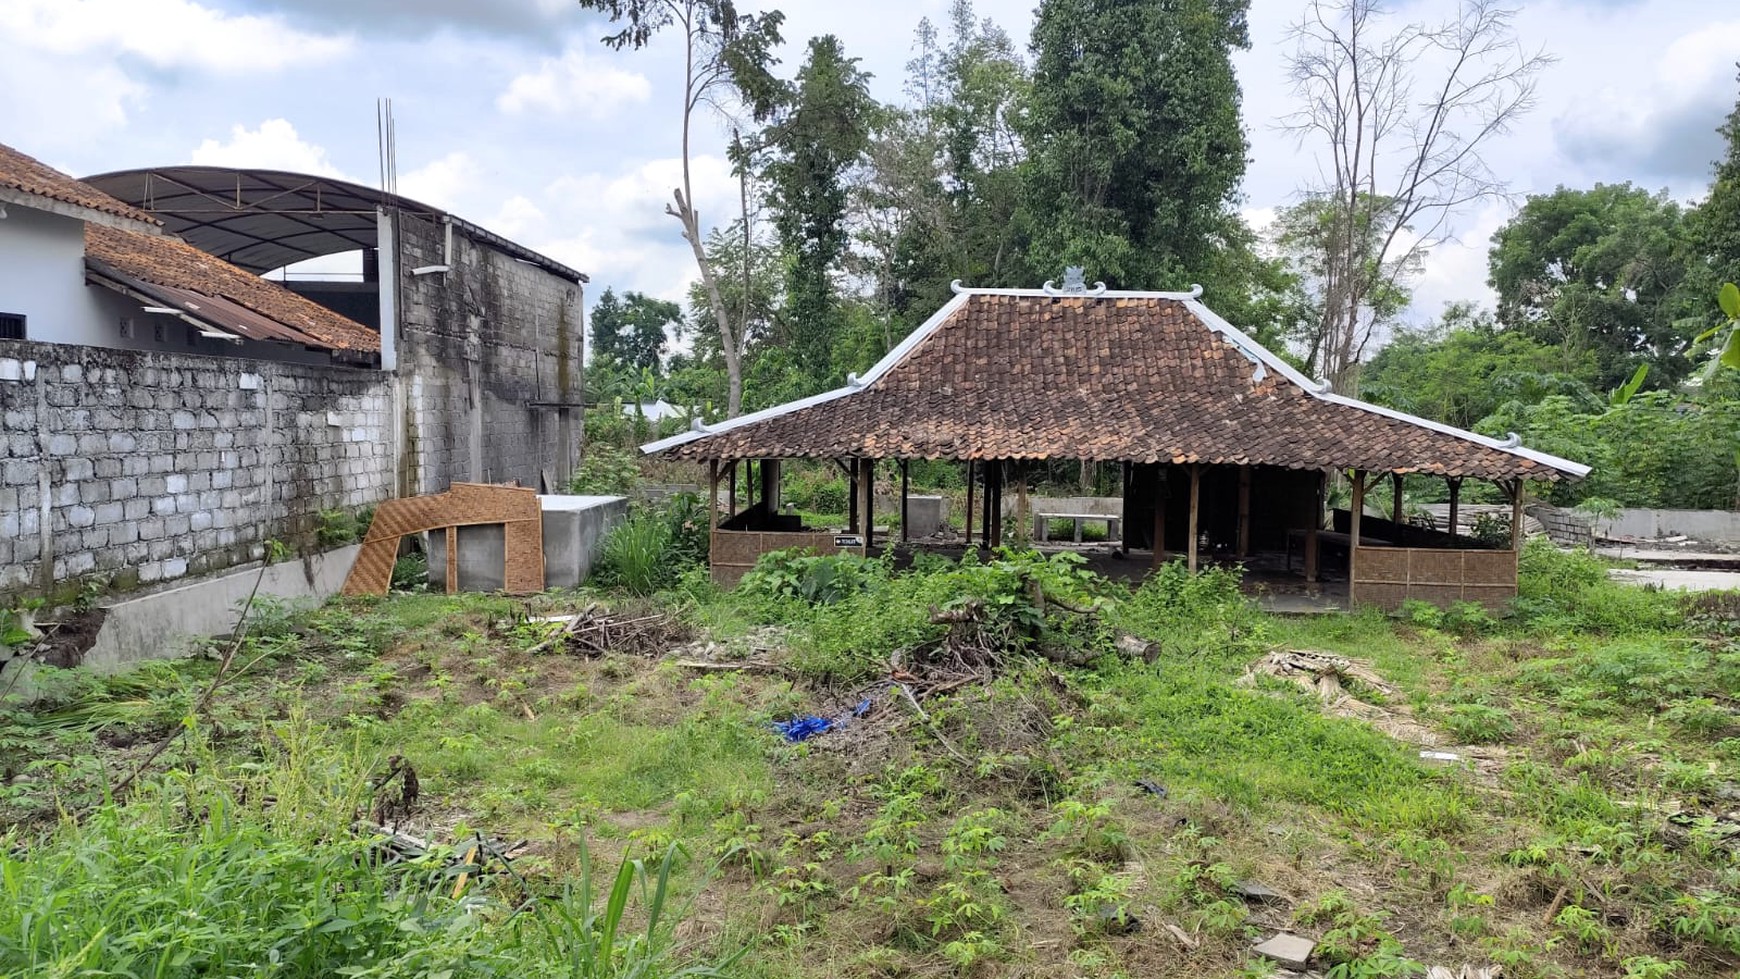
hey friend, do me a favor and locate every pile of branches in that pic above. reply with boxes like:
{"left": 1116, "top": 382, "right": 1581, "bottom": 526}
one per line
{"left": 894, "top": 592, "right": 1155, "bottom": 688}
{"left": 522, "top": 605, "right": 692, "bottom": 658}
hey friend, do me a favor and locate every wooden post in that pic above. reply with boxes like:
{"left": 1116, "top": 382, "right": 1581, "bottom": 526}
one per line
{"left": 1237, "top": 466, "right": 1252, "bottom": 558}
{"left": 1509, "top": 479, "right": 1525, "bottom": 551}
{"left": 1151, "top": 466, "right": 1167, "bottom": 569}
{"left": 1015, "top": 461, "right": 1030, "bottom": 545}
{"left": 862, "top": 459, "right": 875, "bottom": 556}
{"left": 900, "top": 460, "right": 911, "bottom": 543}
{"left": 1390, "top": 471, "right": 1404, "bottom": 528}
{"left": 1187, "top": 464, "right": 1202, "bottom": 573}
{"left": 1447, "top": 477, "right": 1462, "bottom": 547}
{"left": 1304, "top": 470, "right": 1322, "bottom": 584}
{"left": 707, "top": 459, "right": 720, "bottom": 535}
{"left": 963, "top": 460, "right": 975, "bottom": 545}
{"left": 1120, "top": 462, "right": 1131, "bottom": 555}
{"left": 1350, "top": 470, "right": 1366, "bottom": 599}
{"left": 728, "top": 460, "right": 738, "bottom": 517}
{"left": 848, "top": 458, "right": 860, "bottom": 531}
{"left": 988, "top": 462, "right": 1003, "bottom": 548}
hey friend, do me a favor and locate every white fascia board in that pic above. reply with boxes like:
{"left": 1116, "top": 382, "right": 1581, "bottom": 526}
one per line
{"left": 641, "top": 291, "right": 975, "bottom": 456}
{"left": 952, "top": 285, "right": 1207, "bottom": 300}
{"left": 1182, "top": 298, "right": 1591, "bottom": 479}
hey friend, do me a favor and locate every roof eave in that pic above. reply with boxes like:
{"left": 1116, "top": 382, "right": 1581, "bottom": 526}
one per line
{"left": 0, "top": 186, "right": 159, "bottom": 234}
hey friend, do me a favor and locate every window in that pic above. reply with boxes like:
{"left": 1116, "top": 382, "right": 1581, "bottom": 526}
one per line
{"left": 0, "top": 313, "right": 23, "bottom": 340}
{"left": 118, "top": 316, "right": 133, "bottom": 339}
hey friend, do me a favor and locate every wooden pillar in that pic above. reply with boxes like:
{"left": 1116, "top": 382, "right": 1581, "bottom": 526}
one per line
{"left": 728, "top": 460, "right": 738, "bottom": 517}
{"left": 1151, "top": 466, "right": 1167, "bottom": 569}
{"left": 848, "top": 459, "right": 860, "bottom": 531}
{"left": 1447, "top": 477, "right": 1462, "bottom": 547}
{"left": 1350, "top": 470, "right": 1366, "bottom": 599}
{"left": 1015, "top": 461, "right": 1030, "bottom": 545}
{"left": 1304, "top": 470, "right": 1323, "bottom": 584}
{"left": 708, "top": 459, "right": 720, "bottom": 535}
{"left": 1120, "top": 462, "right": 1131, "bottom": 555}
{"left": 1390, "top": 472, "right": 1404, "bottom": 528}
{"left": 861, "top": 459, "right": 875, "bottom": 556}
{"left": 987, "top": 462, "right": 1003, "bottom": 548}
{"left": 1187, "top": 464, "right": 1202, "bottom": 573}
{"left": 963, "top": 460, "right": 975, "bottom": 545}
{"left": 900, "top": 460, "right": 911, "bottom": 543}
{"left": 1509, "top": 479, "right": 1525, "bottom": 551}
{"left": 1236, "top": 466, "right": 1252, "bottom": 558}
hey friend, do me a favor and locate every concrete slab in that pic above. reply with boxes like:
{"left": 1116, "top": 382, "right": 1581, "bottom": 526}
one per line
{"left": 1608, "top": 568, "right": 1740, "bottom": 592}
{"left": 1253, "top": 933, "right": 1316, "bottom": 968}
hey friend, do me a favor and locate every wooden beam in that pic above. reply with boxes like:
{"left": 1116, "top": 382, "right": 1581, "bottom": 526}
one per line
{"left": 1350, "top": 470, "right": 1366, "bottom": 599}
{"left": 1447, "top": 477, "right": 1462, "bottom": 547}
{"left": 1120, "top": 462, "right": 1131, "bottom": 555}
{"left": 1390, "top": 471, "right": 1404, "bottom": 528}
{"left": 728, "top": 460, "right": 738, "bottom": 518}
{"left": 759, "top": 459, "right": 780, "bottom": 513}
{"left": 988, "top": 461, "right": 1003, "bottom": 548}
{"left": 900, "top": 460, "right": 911, "bottom": 543}
{"left": 707, "top": 459, "right": 720, "bottom": 535}
{"left": 1237, "top": 465, "right": 1252, "bottom": 558}
{"left": 1509, "top": 478, "right": 1525, "bottom": 551}
{"left": 862, "top": 459, "right": 875, "bottom": 556}
{"left": 1015, "top": 461, "right": 1030, "bottom": 545}
{"left": 1151, "top": 466, "right": 1167, "bottom": 569}
{"left": 963, "top": 460, "right": 975, "bottom": 545}
{"left": 848, "top": 458, "right": 860, "bottom": 531}
{"left": 1187, "top": 464, "right": 1202, "bottom": 573}
{"left": 1305, "top": 470, "right": 1322, "bottom": 584}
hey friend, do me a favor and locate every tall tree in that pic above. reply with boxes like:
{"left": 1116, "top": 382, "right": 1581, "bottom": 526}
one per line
{"left": 1283, "top": 0, "right": 1549, "bottom": 392}
{"left": 760, "top": 35, "right": 877, "bottom": 388}
{"left": 574, "top": 0, "right": 784, "bottom": 418}
{"left": 1019, "top": 0, "right": 1250, "bottom": 289}
{"left": 588, "top": 287, "right": 681, "bottom": 372}
{"left": 1488, "top": 183, "right": 1696, "bottom": 389}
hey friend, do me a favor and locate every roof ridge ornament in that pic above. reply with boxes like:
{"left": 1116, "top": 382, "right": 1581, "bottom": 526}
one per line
{"left": 1042, "top": 267, "right": 1107, "bottom": 297}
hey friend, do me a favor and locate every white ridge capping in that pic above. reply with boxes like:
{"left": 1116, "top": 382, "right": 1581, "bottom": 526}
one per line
{"left": 1184, "top": 297, "right": 1591, "bottom": 479}
{"left": 640, "top": 290, "right": 976, "bottom": 455}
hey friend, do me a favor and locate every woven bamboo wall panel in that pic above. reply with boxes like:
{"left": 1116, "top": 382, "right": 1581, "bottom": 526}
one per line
{"left": 710, "top": 530, "right": 852, "bottom": 584}
{"left": 1350, "top": 545, "right": 1520, "bottom": 610}
{"left": 342, "top": 483, "right": 544, "bottom": 596}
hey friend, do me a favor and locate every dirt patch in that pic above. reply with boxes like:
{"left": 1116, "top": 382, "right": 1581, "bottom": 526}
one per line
{"left": 32, "top": 607, "right": 107, "bottom": 668}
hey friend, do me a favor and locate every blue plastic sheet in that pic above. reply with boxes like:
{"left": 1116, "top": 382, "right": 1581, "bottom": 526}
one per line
{"left": 773, "top": 697, "right": 874, "bottom": 743}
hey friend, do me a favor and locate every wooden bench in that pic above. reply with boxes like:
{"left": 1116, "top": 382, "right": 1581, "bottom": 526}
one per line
{"left": 1034, "top": 512, "right": 1121, "bottom": 543}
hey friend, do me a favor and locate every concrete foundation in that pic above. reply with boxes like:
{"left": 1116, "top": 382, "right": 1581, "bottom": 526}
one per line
{"left": 426, "top": 494, "right": 627, "bottom": 591}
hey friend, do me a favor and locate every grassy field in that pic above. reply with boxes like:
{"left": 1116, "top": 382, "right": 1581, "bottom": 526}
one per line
{"left": 2, "top": 542, "right": 1737, "bottom": 978}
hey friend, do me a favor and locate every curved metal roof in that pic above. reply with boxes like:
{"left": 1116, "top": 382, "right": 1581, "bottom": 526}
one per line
{"left": 82, "top": 166, "right": 584, "bottom": 283}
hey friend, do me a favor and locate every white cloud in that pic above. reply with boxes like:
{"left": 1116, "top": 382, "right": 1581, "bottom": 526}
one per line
{"left": 397, "top": 152, "right": 480, "bottom": 211}
{"left": 190, "top": 119, "right": 344, "bottom": 176}
{"left": 1402, "top": 201, "right": 1511, "bottom": 326}
{"left": 496, "top": 47, "right": 652, "bottom": 117}
{"left": 0, "top": 0, "right": 352, "bottom": 73}
{"left": 0, "top": 48, "right": 144, "bottom": 146}
{"left": 488, "top": 195, "right": 547, "bottom": 239}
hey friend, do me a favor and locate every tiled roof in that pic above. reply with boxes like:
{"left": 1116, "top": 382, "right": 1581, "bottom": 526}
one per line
{"left": 85, "top": 224, "right": 381, "bottom": 354}
{"left": 650, "top": 293, "right": 1587, "bottom": 482}
{"left": 0, "top": 142, "right": 159, "bottom": 226}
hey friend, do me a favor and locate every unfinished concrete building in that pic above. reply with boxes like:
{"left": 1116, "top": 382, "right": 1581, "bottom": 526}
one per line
{"left": 0, "top": 143, "right": 586, "bottom": 601}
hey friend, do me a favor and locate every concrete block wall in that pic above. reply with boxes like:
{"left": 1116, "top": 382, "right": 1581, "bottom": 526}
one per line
{"left": 394, "top": 212, "right": 582, "bottom": 497}
{"left": 0, "top": 339, "right": 393, "bottom": 596}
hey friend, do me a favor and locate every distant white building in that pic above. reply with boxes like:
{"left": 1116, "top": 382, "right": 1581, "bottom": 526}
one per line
{"left": 624, "top": 399, "right": 686, "bottom": 424}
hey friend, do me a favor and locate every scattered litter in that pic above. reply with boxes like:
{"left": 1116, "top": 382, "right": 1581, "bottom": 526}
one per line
{"left": 1419, "top": 750, "right": 1463, "bottom": 764}
{"left": 1164, "top": 922, "right": 1198, "bottom": 949}
{"left": 773, "top": 697, "right": 873, "bottom": 743}
{"left": 1134, "top": 778, "right": 1168, "bottom": 799}
{"left": 1253, "top": 932, "right": 1316, "bottom": 967}
{"left": 1233, "top": 880, "right": 1285, "bottom": 906}
{"left": 521, "top": 604, "right": 691, "bottom": 658}
{"left": 1425, "top": 968, "right": 1501, "bottom": 979}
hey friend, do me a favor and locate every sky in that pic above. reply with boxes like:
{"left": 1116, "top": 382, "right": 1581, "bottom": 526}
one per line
{"left": 3, "top": 0, "right": 1737, "bottom": 333}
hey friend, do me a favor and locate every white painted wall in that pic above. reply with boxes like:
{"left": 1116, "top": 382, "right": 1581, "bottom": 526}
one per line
{"left": 0, "top": 203, "right": 342, "bottom": 366}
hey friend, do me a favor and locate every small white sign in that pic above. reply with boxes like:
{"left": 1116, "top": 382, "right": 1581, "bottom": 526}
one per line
{"left": 833, "top": 534, "right": 864, "bottom": 548}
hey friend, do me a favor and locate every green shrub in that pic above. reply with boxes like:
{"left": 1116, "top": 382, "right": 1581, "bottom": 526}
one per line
{"left": 598, "top": 513, "right": 672, "bottom": 596}
{"left": 1441, "top": 702, "right": 1515, "bottom": 744}
{"left": 740, "top": 550, "right": 885, "bottom": 605}
{"left": 570, "top": 444, "right": 644, "bottom": 497}
{"left": 784, "top": 467, "right": 850, "bottom": 515}
{"left": 1514, "top": 538, "right": 1682, "bottom": 634}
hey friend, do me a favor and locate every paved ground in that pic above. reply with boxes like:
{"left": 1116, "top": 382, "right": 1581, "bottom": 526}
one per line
{"left": 1608, "top": 568, "right": 1740, "bottom": 591}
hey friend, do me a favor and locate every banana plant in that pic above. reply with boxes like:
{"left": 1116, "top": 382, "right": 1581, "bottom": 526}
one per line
{"left": 1694, "top": 281, "right": 1740, "bottom": 376}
